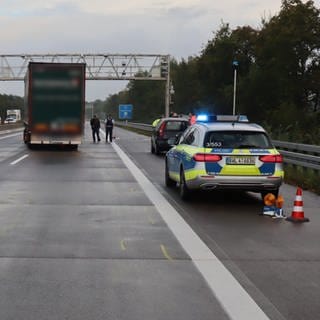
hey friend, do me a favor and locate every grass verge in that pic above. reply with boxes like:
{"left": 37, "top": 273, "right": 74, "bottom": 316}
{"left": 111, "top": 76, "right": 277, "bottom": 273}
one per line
{"left": 284, "top": 164, "right": 320, "bottom": 195}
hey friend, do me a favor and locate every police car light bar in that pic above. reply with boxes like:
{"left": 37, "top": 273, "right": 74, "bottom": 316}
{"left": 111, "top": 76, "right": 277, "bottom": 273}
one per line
{"left": 196, "top": 114, "right": 248, "bottom": 123}
{"left": 216, "top": 115, "right": 249, "bottom": 122}
{"left": 196, "top": 114, "right": 218, "bottom": 122}
{"left": 196, "top": 114, "right": 209, "bottom": 122}
{"left": 238, "top": 115, "right": 249, "bottom": 122}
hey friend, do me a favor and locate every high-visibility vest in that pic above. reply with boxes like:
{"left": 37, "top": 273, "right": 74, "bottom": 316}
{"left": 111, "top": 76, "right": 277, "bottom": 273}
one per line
{"left": 152, "top": 118, "right": 161, "bottom": 127}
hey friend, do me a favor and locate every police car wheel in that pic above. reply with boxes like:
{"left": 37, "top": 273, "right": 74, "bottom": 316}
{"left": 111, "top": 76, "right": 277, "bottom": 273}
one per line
{"left": 179, "top": 169, "right": 190, "bottom": 200}
{"left": 165, "top": 161, "right": 176, "bottom": 187}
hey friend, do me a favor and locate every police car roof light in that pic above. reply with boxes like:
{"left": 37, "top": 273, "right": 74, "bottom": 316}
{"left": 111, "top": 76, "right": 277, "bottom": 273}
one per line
{"left": 196, "top": 114, "right": 248, "bottom": 123}
{"left": 196, "top": 114, "right": 208, "bottom": 122}
{"left": 238, "top": 115, "right": 249, "bottom": 122}
{"left": 216, "top": 115, "right": 249, "bottom": 122}
{"left": 196, "top": 114, "right": 217, "bottom": 122}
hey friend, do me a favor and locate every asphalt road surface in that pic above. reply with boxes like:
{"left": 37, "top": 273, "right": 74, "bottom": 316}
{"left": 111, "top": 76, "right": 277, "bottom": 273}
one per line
{"left": 0, "top": 124, "right": 319, "bottom": 320}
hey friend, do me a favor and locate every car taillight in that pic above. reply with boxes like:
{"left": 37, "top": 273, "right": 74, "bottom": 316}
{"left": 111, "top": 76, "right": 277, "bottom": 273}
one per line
{"left": 158, "top": 122, "right": 166, "bottom": 137}
{"left": 259, "top": 154, "right": 283, "bottom": 163}
{"left": 193, "top": 153, "right": 222, "bottom": 162}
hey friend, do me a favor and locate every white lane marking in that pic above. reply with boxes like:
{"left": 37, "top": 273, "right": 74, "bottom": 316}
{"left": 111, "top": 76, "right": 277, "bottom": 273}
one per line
{"left": 10, "top": 154, "right": 29, "bottom": 165}
{"left": 99, "top": 128, "right": 106, "bottom": 137}
{"left": 0, "top": 132, "right": 21, "bottom": 140}
{"left": 112, "top": 141, "right": 270, "bottom": 320}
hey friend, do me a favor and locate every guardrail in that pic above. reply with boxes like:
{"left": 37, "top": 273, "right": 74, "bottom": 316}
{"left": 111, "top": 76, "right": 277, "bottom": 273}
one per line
{"left": 272, "top": 140, "right": 320, "bottom": 171}
{"left": 117, "top": 121, "right": 320, "bottom": 171}
{"left": 117, "top": 121, "right": 153, "bottom": 132}
{"left": 0, "top": 123, "right": 24, "bottom": 133}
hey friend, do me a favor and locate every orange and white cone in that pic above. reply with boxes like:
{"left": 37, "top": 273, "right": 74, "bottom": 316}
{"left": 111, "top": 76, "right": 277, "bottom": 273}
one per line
{"left": 286, "top": 187, "right": 309, "bottom": 223}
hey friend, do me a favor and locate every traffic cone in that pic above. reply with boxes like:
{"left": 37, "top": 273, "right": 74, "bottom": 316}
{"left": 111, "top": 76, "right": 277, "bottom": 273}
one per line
{"left": 286, "top": 187, "right": 309, "bottom": 223}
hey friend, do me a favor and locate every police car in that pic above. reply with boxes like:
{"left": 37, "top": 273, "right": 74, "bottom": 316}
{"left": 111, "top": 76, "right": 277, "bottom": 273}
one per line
{"left": 165, "top": 115, "right": 284, "bottom": 200}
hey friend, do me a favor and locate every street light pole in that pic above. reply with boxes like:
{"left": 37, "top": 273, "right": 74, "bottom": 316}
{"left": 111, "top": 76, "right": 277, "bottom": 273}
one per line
{"left": 170, "top": 81, "right": 175, "bottom": 105}
{"left": 164, "top": 55, "right": 170, "bottom": 117}
{"left": 232, "top": 60, "right": 239, "bottom": 116}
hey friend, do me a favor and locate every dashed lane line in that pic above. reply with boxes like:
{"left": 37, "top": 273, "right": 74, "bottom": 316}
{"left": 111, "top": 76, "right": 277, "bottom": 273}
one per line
{"left": 120, "top": 239, "right": 127, "bottom": 251}
{"left": 0, "top": 132, "right": 21, "bottom": 140}
{"left": 10, "top": 154, "right": 29, "bottom": 165}
{"left": 160, "top": 245, "right": 173, "bottom": 261}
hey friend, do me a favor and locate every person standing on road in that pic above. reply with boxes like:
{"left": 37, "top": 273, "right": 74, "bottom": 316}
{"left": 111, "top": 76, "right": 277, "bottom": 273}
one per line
{"left": 152, "top": 115, "right": 163, "bottom": 127}
{"left": 90, "top": 114, "right": 101, "bottom": 143}
{"left": 105, "top": 114, "right": 114, "bottom": 143}
{"left": 189, "top": 112, "right": 196, "bottom": 125}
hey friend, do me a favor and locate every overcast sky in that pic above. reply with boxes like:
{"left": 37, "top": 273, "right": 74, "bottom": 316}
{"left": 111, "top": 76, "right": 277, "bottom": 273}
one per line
{"left": 0, "top": 0, "right": 291, "bottom": 101}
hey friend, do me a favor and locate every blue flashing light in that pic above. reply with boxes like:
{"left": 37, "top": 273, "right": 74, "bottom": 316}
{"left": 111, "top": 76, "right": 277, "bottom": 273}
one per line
{"left": 196, "top": 114, "right": 208, "bottom": 122}
{"left": 196, "top": 114, "right": 218, "bottom": 123}
{"left": 238, "top": 115, "right": 249, "bottom": 122}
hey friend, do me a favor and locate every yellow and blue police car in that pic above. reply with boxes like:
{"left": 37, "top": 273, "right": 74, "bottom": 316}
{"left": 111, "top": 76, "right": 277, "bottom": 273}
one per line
{"left": 165, "top": 115, "right": 284, "bottom": 200}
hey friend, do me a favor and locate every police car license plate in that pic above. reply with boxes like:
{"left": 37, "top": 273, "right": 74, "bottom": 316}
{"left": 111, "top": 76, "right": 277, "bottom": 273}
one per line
{"left": 226, "top": 156, "right": 255, "bottom": 165}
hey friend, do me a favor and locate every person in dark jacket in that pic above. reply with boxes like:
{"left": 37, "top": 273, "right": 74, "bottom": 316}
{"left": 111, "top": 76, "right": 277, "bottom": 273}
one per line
{"left": 90, "top": 115, "right": 101, "bottom": 143}
{"left": 105, "top": 114, "right": 114, "bottom": 143}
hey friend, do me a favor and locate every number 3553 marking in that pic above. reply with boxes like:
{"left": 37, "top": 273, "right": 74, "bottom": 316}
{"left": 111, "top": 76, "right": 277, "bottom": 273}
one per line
{"left": 206, "top": 142, "right": 222, "bottom": 147}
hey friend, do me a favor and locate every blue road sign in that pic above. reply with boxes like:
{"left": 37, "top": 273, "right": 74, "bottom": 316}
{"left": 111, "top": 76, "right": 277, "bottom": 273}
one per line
{"left": 232, "top": 60, "right": 239, "bottom": 67}
{"left": 119, "top": 104, "right": 133, "bottom": 119}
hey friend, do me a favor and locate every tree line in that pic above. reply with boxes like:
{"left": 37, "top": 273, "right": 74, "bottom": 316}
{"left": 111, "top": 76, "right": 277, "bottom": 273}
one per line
{"left": 93, "top": 0, "right": 320, "bottom": 144}
{"left": 1, "top": 1, "right": 319, "bottom": 144}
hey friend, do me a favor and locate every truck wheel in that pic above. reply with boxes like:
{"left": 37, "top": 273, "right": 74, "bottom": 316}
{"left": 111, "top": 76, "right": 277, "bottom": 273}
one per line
{"left": 23, "top": 130, "right": 30, "bottom": 144}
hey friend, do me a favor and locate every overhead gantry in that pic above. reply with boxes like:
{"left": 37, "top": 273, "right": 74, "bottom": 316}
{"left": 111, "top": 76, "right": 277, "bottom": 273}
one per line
{"left": 0, "top": 53, "right": 172, "bottom": 116}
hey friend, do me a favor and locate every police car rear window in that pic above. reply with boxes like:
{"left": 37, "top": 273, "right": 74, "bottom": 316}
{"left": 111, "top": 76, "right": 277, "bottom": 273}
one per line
{"left": 204, "top": 131, "right": 272, "bottom": 149}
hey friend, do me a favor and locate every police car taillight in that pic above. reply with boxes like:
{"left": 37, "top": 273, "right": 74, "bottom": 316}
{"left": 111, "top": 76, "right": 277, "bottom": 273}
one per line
{"left": 259, "top": 155, "right": 283, "bottom": 163}
{"left": 193, "top": 153, "right": 222, "bottom": 162}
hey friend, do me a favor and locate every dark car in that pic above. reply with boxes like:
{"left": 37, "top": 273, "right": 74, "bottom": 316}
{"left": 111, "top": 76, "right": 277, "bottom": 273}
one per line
{"left": 151, "top": 117, "right": 189, "bottom": 154}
